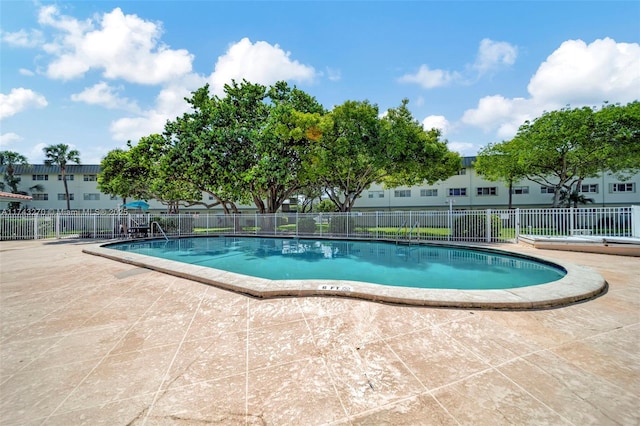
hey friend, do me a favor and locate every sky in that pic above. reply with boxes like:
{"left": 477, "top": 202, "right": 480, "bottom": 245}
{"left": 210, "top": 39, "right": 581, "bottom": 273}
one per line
{"left": 1, "top": 1, "right": 639, "bottom": 165}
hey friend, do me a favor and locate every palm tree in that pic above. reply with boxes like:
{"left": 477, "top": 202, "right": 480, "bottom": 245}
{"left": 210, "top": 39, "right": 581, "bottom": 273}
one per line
{"left": 43, "top": 144, "right": 81, "bottom": 210}
{"left": 0, "top": 150, "right": 29, "bottom": 193}
{"left": 559, "top": 189, "right": 595, "bottom": 208}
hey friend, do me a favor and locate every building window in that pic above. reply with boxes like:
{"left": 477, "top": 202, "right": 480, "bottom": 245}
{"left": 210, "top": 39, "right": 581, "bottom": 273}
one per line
{"left": 456, "top": 168, "right": 466, "bottom": 175}
{"left": 476, "top": 187, "right": 497, "bottom": 196}
{"left": 368, "top": 191, "right": 385, "bottom": 198}
{"left": 511, "top": 186, "right": 529, "bottom": 195}
{"left": 58, "top": 175, "right": 74, "bottom": 181}
{"left": 32, "top": 174, "right": 48, "bottom": 181}
{"left": 394, "top": 190, "right": 411, "bottom": 198}
{"left": 541, "top": 186, "right": 555, "bottom": 194}
{"left": 32, "top": 193, "right": 48, "bottom": 201}
{"left": 420, "top": 189, "right": 438, "bottom": 197}
{"left": 58, "top": 193, "right": 74, "bottom": 201}
{"left": 580, "top": 184, "right": 598, "bottom": 193}
{"left": 610, "top": 183, "right": 635, "bottom": 193}
{"left": 110, "top": 195, "right": 119, "bottom": 200}
{"left": 448, "top": 188, "right": 467, "bottom": 196}
{"left": 83, "top": 193, "right": 100, "bottom": 201}
{"left": 83, "top": 174, "right": 97, "bottom": 182}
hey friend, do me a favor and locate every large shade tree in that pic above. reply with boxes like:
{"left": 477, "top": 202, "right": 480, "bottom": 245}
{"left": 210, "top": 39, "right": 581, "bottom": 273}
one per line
{"left": 474, "top": 141, "right": 528, "bottom": 209}
{"left": 43, "top": 143, "right": 80, "bottom": 210}
{"left": 99, "top": 138, "right": 212, "bottom": 213}
{"left": 163, "top": 80, "right": 325, "bottom": 215}
{"left": 476, "top": 102, "right": 640, "bottom": 207}
{"left": 313, "top": 99, "right": 461, "bottom": 212}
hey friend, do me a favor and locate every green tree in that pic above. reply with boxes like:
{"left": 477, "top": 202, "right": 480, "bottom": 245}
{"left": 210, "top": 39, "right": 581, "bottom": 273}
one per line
{"left": 313, "top": 99, "right": 460, "bottom": 212}
{"left": 99, "top": 138, "right": 214, "bottom": 213}
{"left": 477, "top": 103, "right": 640, "bottom": 208}
{"left": 97, "top": 148, "right": 137, "bottom": 205}
{"left": 475, "top": 142, "right": 528, "bottom": 209}
{"left": 162, "top": 80, "right": 324, "bottom": 215}
{"left": 0, "top": 151, "right": 29, "bottom": 193}
{"left": 558, "top": 190, "right": 594, "bottom": 207}
{"left": 162, "top": 83, "right": 258, "bottom": 214}
{"left": 43, "top": 143, "right": 80, "bottom": 210}
{"left": 0, "top": 151, "right": 44, "bottom": 210}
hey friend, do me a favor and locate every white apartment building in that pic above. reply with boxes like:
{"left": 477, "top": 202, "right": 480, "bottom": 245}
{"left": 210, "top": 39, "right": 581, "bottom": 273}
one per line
{"left": 357, "top": 158, "right": 640, "bottom": 211}
{"left": 1, "top": 158, "right": 638, "bottom": 212}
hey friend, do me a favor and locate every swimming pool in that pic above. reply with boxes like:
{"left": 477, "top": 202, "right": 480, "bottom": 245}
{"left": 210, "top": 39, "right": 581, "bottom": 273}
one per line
{"left": 86, "top": 236, "right": 606, "bottom": 309}
{"left": 106, "top": 237, "right": 565, "bottom": 290}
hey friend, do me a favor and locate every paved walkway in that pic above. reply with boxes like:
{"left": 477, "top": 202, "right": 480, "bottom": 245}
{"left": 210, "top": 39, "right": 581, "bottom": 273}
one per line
{"left": 1, "top": 240, "right": 638, "bottom": 425}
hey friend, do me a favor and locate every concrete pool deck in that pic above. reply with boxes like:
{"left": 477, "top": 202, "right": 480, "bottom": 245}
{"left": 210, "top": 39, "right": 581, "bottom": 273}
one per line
{"left": 1, "top": 239, "right": 638, "bottom": 425}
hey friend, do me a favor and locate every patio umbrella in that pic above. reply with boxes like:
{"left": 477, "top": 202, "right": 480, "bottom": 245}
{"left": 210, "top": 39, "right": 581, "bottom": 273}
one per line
{"left": 121, "top": 201, "right": 149, "bottom": 210}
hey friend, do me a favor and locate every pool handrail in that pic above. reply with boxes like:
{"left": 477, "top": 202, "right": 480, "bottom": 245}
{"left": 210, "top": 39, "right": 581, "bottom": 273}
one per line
{"left": 151, "top": 221, "right": 169, "bottom": 241}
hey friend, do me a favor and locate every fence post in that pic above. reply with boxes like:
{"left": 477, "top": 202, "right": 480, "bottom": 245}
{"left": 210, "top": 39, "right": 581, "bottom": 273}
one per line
{"left": 632, "top": 205, "right": 640, "bottom": 238}
{"left": 569, "top": 207, "right": 575, "bottom": 235}
{"left": 375, "top": 211, "right": 379, "bottom": 239}
{"left": 33, "top": 213, "right": 38, "bottom": 240}
{"left": 55, "top": 213, "right": 60, "bottom": 239}
{"left": 515, "top": 208, "right": 520, "bottom": 243}
{"left": 486, "top": 209, "right": 491, "bottom": 242}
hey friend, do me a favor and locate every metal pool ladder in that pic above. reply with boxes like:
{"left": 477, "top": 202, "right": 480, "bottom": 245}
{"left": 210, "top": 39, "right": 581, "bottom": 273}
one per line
{"left": 408, "top": 221, "right": 420, "bottom": 244}
{"left": 151, "top": 221, "right": 169, "bottom": 241}
{"left": 395, "top": 220, "right": 407, "bottom": 244}
{"left": 396, "top": 221, "right": 420, "bottom": 244}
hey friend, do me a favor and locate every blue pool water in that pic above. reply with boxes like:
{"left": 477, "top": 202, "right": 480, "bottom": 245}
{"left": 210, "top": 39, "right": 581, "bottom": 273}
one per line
{"left": 107, "top": 237, "right": 565, "bottom": 290}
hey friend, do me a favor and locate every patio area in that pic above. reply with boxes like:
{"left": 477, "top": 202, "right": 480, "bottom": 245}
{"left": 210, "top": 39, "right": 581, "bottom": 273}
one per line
{"left": 1, "top": 239, "right": 638, "bottom": 425}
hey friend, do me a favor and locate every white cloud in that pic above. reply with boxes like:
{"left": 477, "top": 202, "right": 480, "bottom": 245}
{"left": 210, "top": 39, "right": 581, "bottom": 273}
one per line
{"left": 28, "top": 143, "right": 48, "bottom": 164}
{"left": 400, "top": 39, "right": 516, "bottom": 89}
{"left": 71, "top": 82, "right": 140, "bottom": 113}
{"left": 326, "top": 67, "right": 342, "bottom": 82}
{"left": 473, "top": 39, "right": 517, "bottom": 74}
{"left": 0, "top": 88, "right": 48, "bottom": 119}
{"left": 462, "top": 95, "right": 524, "bottom": 128}
{"left": 0, "top": 133, "right": 22, "bottom": 147}
{"left": 528, "top": 37, "right": 640, "bottom": 105}
{"left": 209, "top": 38, "right": 316, "bottom": 95}
{"left": 38, "top": 6, "right": 193, "bottom": 84}
{"left": 109, "top": 83, "right": 196, "bottom": 143}
{"left": 398, "top": 65, "right": 459, "bottom": 89}
{"left": 19, "top": 69, "right": 35, "bottom": 76}
{"left": 461, "top": 38, "right": 640, "bottom": 141}
{"left": 422, "top": 115, "right": 450, "bottom": 135}
{"left": 448, "top": 141, "right": 480, "bottom": 156}
{"left": 1, "top": 29, "right": 44, "bottom": 48}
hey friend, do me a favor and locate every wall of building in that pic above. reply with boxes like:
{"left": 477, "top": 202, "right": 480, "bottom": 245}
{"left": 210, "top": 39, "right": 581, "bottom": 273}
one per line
{"left": 356, "top": 167, "right": 640, "bottom": 211}
{"left": 2, "top": 160, "right": 638, "bottom": 212}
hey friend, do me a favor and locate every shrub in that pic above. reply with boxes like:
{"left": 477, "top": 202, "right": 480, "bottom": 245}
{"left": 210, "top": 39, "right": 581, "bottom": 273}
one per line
{"left": 151, "top": 216, "right": 194, "bottom": 234}
{"left": 452, "top": 213, "right": 501, "bottom": 241}
{"left": 329, "top": 216, "right": 355, "bottom": 235}
{"left": 297, "top": 217, "right": 317, "bottom": 234}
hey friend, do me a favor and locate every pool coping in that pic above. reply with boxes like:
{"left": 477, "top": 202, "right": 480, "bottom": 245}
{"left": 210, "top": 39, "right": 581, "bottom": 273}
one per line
{"left": 83, "top": 238, "right": 607, "bottom": 310}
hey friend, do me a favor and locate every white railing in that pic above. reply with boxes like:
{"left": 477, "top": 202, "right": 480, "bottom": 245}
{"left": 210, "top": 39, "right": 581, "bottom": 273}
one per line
{"left": 0, "top": 207, "right": 634, "bottom": 242}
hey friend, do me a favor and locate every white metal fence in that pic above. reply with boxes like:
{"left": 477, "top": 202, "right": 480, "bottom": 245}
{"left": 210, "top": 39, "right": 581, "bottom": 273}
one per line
{"left": 0, "top": 207, "right": 635, "bottom": 242}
